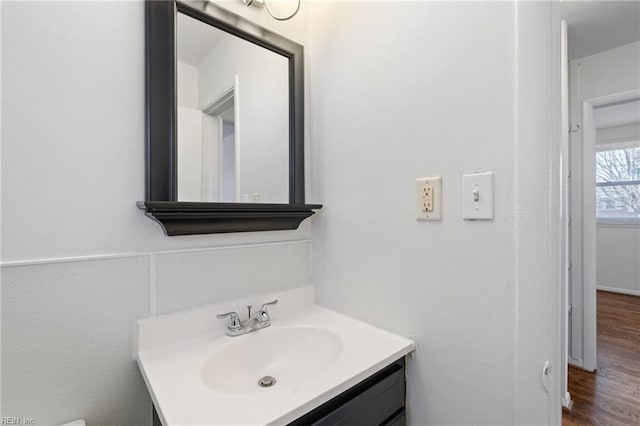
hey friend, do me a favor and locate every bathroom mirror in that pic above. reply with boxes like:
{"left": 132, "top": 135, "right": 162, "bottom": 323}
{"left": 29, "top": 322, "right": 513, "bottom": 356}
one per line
{"left": 140, "top": 0, "right": 321, "bottom": 235}
{"left": 176, "top": 11, "right": 289, "bottom": 203}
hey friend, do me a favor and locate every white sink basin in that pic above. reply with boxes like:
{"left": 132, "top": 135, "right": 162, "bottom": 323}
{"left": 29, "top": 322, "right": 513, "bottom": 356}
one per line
{"left": 136, "top": 286, "right": 415, "bottom": 425}
{"left": 201, "top": 326, "right": 344, "bottom": 393}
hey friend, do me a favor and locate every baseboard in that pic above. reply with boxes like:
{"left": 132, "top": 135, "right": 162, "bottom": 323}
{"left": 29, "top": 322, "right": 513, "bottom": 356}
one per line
{"left": 568, "top": 362, "right": 597, "bottom": 373}
{"left": 568, "top": 357, "right": 583, "bottom": 369}
{"left": 597, "top": 286, "right": 640, "bottom": 297}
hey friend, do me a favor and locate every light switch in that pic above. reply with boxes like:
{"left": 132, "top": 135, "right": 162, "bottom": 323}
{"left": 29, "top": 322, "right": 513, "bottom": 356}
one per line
{"left": 416, "top": 176, "right": 442, "bottom": 221}
{"left": 462, "top": 171, "right": 493, "bottom": 220}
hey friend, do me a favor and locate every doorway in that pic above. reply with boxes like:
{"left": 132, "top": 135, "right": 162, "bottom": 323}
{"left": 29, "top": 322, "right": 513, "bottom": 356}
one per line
{"left": 579, "top": 92, "right": 640, "bottom": 371}
{"left": 202, "top": 81, "right": 240, "bottom": 203}
{"left": 560, "top": 2, "right": 640, "bottom": 423}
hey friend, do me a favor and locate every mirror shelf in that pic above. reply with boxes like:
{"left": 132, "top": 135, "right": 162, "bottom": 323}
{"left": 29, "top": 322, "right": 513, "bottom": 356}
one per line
{"left": 140, "top": 0, "right": 321, "bottom": 235}
{"left": 138, "top": 201, "right": 322, "bottom": 236}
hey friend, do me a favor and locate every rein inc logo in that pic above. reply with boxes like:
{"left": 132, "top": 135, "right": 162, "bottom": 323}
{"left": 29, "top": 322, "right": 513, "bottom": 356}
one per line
{"left": 1, "top": 418, "right": 35, "bottom": 425}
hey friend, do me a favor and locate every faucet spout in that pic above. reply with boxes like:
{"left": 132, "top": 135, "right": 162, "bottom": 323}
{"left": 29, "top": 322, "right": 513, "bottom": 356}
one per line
{"left": 217, "top": 299, "right": 278, "bottom": 337}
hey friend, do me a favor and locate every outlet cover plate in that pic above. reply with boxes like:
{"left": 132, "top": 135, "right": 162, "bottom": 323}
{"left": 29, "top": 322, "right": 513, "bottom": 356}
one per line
{"left": 416, "top": 176, "right": 442, "bottom": 221}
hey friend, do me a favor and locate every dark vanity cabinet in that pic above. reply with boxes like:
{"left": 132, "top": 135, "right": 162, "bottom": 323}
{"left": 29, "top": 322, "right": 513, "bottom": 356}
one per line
{"left": 289, "top": 358, "right": 407, "bottom": 426}
{"left": 151, "top": 357, "right": 407, "bottom": 426}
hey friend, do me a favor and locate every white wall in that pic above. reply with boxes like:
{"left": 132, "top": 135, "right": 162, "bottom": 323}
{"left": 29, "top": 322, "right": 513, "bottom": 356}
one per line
{"left": 308, "top": 2, "right": 559, "bottom": 424}
{"left": 596, "top": 225, "right": 640, "bottom": 295}
{"left": 1, "top": 1, "right": 312, "bottom": 424}
{"left": 568, "top": 40, "right": 640, "bottom": 362}
{"left": 177, "top": 106, "right": 204, "bottom": 201}
{"left": 596, "top": 122, "right": 640, "bottom": 145}
{"left": 177, "top": 61, "right": 199, "bottom": 109}
{"left": 1, "top": 1, "right": 310, "bottom": 263}
{"left": 176, "top": 61, "right": 204, "bottom": 201}
{"left": 222, "top": 122, "right": 236, "bottom": 201}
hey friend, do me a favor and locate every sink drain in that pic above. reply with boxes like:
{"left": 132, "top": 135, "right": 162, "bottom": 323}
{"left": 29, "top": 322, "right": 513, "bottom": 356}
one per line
{"left": 258, "top": 376, "right": 276, "bottom": 388}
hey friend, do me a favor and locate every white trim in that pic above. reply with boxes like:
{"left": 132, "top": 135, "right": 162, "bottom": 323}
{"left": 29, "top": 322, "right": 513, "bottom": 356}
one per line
{"left": 589, "top": 90, "right": 640, "bottom": 107}
{"left": 595, "top": 139, "right": 640, "bottom": 151}
{"left": 549, "top": 7, "right": 563, "bottom": 422}
{"left": 581, "top": 88, "right": 640, "bottom": 373}
{"left": 149, "top": 254, "right": 157, "bottom": 317}
{"left": 0, "top": 239, "right": 313, "bottom": 268}
{"left": 202, "top": 83, "right": 235, "bottom": 116}
{"left": 568, "top": 58, "right": 583, "bottom": 382}
{"left": 1, "top": 251, "right": 150, "bottom": 268}
{"left": 200, "top": 114, "right": 219, "bottom": 202}
{"left": 515, "top": 2, "right": 561, "bottom": 423}
{"left": 596, "top": 220, "right": 640, "bottom": 228}
{"left": 234, "top": 74, "right": 241, "bottom": 202}
{"left": 597, "top": 286, "right": 640, "bottom": 297}
{"left": 559, "top": 19, "right": 571, "bottom": 413}
{"left": 582, "top": 100, "right": 598, "bottom": 372}
{"left": 217, "top": 115, "right": 225, "bottom": 198}
{"left": 597, "top": 134, "right": 640, "bottom": 147}
{"left": 568, "top": 356, "right": 583, "bottom": 369}
{"left": 0, "top": 2, "right": 3, "bottom": 410}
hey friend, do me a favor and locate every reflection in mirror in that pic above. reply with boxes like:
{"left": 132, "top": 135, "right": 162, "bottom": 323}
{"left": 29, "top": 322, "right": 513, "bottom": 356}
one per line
{"left": 176, "top": 11, "right": 289, "bottom": 203}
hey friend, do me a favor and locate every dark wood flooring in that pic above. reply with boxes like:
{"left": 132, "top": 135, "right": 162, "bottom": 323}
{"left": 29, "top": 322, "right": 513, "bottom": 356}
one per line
{"left": 563, "top": 290, "right": 640, "bottom": 426}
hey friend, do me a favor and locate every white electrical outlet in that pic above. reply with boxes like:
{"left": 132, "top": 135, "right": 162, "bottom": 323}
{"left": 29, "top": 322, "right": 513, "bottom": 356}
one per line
{"left": 423, "top": 186, "right": 433, "bottom": 211}
{"left": 416, "top": 176, "right": 442, "bottom": 221}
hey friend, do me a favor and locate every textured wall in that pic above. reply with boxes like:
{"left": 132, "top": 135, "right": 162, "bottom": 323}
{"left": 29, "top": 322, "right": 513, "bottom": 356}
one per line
{"left": 1, "top": 1, "right": 313, "bottom": 424}
{"left": 308, "top": 1, "right": 559, "bottom": 424}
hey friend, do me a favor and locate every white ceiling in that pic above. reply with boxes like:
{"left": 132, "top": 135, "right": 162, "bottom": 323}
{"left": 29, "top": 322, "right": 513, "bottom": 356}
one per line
{"left": 177, "top": 12, "right": 226, "bottom": 67}
{"left": 595, "top": 99, "right": 640, "bottom": 128}
{"left": 560, "top": 0, "right": 640, "bottom": 60}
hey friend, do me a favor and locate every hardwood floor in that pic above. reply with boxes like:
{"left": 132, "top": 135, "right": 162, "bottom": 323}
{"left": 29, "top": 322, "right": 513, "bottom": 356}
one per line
{"left": 563, "top": 290, "right": 640, "bottom": 426}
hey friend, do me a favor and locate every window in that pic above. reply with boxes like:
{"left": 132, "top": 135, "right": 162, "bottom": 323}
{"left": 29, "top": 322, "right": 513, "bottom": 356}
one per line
{"left": 595, "top": 142, "right": 640, "bottom": 223}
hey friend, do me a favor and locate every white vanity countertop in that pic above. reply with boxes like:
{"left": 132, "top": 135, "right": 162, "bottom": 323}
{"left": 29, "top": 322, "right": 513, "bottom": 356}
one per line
{"left": 136, "top": 286, "right": 415, "bottom": 426}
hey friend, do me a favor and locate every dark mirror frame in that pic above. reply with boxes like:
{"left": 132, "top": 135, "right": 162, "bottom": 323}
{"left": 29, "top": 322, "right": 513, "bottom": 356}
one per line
{"left": 138, "top": 0, "right": 321, "bottom": 236}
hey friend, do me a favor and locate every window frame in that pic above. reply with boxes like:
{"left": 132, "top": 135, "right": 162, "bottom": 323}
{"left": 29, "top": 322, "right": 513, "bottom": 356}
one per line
{"left": 594, "top": 139, "right": 640, "bottom": 226}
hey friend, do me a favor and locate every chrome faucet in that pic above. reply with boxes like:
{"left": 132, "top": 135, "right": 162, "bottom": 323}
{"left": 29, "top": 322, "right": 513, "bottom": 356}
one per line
{"left": 217, "top": 299, "right": 278, "bottom": 337}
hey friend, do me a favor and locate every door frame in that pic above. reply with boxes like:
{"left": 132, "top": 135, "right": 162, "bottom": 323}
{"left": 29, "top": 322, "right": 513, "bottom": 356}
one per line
{"left": 559, "top": 19, "right": 571, "bottom": 408}
{"left": 201, "top": 75, "right": 241, "bottom": 202}
{"left": 580, "top": 88, "right": 640, "bottom": 372}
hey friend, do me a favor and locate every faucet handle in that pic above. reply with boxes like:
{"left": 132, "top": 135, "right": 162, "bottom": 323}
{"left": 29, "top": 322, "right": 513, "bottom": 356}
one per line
{"left": 260, "top": 299, "right": 278, "bottom": 311}
{"left": 216, "top": 311, "right": 241, "bottom": 330}
{"left": 256, "top": 299, "right": 278, "bottom": 323}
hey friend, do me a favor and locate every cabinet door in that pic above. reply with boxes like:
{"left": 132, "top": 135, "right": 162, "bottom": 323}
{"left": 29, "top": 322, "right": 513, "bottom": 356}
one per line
{"left": 290, "top": 358, "right": 406, "bottom": 426}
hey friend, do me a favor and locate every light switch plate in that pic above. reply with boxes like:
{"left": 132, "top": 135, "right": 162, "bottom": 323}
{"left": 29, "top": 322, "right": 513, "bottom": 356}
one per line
{"left": 462, "top": 171, "right": 493, "bottom": 220}
{"left": 416, "top": 176, "right": 442, "bottom": 221}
